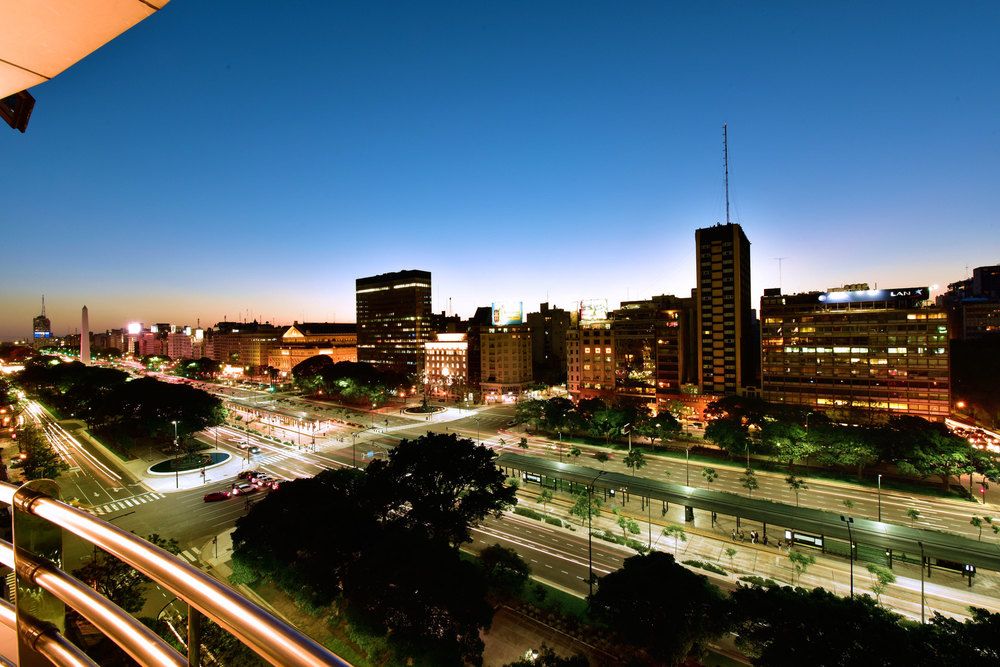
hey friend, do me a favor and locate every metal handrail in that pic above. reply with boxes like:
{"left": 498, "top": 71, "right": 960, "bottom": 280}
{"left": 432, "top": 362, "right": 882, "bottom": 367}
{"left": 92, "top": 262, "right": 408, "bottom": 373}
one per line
{"left": 0, "top": 482, "right": 350, "bottom": 666}
{"left": 0, "top": 541, "right": 186, "bottom": 667}
{"left": 0, "top": 598, "right": 96, "bottom": 667}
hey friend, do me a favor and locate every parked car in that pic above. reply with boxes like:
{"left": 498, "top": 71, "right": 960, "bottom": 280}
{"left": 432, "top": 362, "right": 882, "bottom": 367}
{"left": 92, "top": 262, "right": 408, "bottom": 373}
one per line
{"left": 231, "top": 482, "right": 258, "bottom": 496}
{"left": 203, "top": 491, "right": 232, "bottom": 502}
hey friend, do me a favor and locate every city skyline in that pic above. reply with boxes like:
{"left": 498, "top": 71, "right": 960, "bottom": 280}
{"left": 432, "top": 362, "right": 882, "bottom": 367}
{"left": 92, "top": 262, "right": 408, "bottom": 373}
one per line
{"left": 3, "top": 2, "right": 999, "bottom": 338}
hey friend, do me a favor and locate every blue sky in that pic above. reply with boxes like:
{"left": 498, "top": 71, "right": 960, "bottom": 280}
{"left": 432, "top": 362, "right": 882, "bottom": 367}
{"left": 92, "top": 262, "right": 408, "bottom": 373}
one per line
{"left": 3, "top": 1, "right": 998, "bottom": 337}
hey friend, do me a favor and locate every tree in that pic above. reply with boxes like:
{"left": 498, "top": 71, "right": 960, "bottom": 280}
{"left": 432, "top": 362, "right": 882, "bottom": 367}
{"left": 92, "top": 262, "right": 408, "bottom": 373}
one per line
{"left": 514, "top": 398, "right": 546, "bottom": 431}
{"left": 887, "top": 416, "right": 972, "bottom": 492}
{"left": 594, "top": 452, "right": 609, "bottom": 468}
{"left": 479, "top": 543, "right": 531, "bottom": 594}
{"left": 570, "top": 490, "right": 602, "bottom": 526}
{"left": 740, "top": 468, "right": 759, "bottom": 498}
{"left": 365, "top": 432, "right": 517, "bottom": 546}
{"left": 663, "top": 525, "right": 687, "bottom": 554}
{"left": 502, "top": 645, "right": 588, "bottom": 667}
{"left": 518, "top": 437, "right": 528, "bottom": 449}
{"left": 623, "top": 449, "right": 646, "bottom": 476}
{"left": 73, "top": 533, "right": 180, "bottom": 614}
{"left": 613, "top": 507, "right": 640, "bottom": 540}
{"left": 636, "top": 412, "right": 681, "bottom": 446}
{"left": 971, "top": 515, "right": 986, "bottom": 541}
{"left": 842, "top": 499, "right": 855, "bottom": 511}
{"left": 542, "top": 397, "right": 574, "bottom": 433}
{"left": 760, "top": 419, "right": 816, "bottom": 468}
{"left": 589, "top": 552, "right": 726, "bottom": 666}
{"left": 590, "top": 406, "right": 629, "bottom": 443}
{"left": 539, "top": 488, "right": 553, "bottom": 510}
{"left": 569, "top": 446, "right": 582, "bottom": 460}
{"left": 787, "top": 550, "right": 815, "bottom": 584}
{"left": 728, "top": 584, "right": 915, "bottom": 666}
{"left": 704, "top": 417, "right": 752, "bottom": 459}
{"left": 785, "top": 474, "right": 807, "bottom": 507}
{"left": 16, "top": 425, "right": 69, "bottom": 480}
{"left": 724, "top": 547, "right": 737, "bottom": 567}
{"left": 906, "top": 508, "right": 921, "bottom": 525}
{"left": 866, "top": 563, "right": 896, "bottom": 605}
{"left": 701, "top": 467, "right": 718, "bottom": 488}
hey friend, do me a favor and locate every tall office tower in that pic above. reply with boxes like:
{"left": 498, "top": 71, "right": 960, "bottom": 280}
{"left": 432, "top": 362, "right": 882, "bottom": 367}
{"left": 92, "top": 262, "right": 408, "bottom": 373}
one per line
{"left": 32, "top": 296, "right": 52, "bottom": 342}
{"left": 356, "top": 270, "right": 432, "bottom": 375}
{"left": 80, "top": 305, "right": 91, "bottom": 364}
{"left": 761, "top": 285, "right": 949, "bottom": 422}
{"left": 695, "top": 223, "right": 753, "bottom": 395}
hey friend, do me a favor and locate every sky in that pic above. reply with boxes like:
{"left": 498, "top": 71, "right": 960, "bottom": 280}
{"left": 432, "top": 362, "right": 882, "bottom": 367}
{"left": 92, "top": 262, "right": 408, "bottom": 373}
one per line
{"left": 3, "top": 1, "right": 998, "bottom": 339}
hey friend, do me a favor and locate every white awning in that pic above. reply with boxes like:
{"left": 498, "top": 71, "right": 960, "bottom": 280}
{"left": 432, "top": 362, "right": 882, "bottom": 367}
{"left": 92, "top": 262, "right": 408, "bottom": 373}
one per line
{"left": 0, "top": 0, "right": 169, "bottom": 98}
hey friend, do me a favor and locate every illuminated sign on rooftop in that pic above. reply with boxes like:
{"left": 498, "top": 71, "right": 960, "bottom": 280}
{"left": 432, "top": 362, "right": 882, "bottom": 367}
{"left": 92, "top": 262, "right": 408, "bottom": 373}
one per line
{"left": 491, "top": 302, "right": 524, "bottom": 325}
{"left": 579, "top": 298, "right": 609, "bottom": 322}
{"left": 818, "top": 287, "right": 928, "bottom": 303}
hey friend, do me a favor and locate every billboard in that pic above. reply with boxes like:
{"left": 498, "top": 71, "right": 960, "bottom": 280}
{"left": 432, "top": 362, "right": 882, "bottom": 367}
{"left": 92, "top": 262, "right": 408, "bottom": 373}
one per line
{"left": 32, "top": 331, "right": 51, "bottom": 339}
{"left": 127, "top": 322, "right": 142, "bottom": 335}
{"left": 491, "top": 302, "right": 524, "bottom": 325}
{"left": 818, "top": 287, "right": 928, "bottom": 304}
{"left": 579, "top": 298, "right": 609, "bottom": 322}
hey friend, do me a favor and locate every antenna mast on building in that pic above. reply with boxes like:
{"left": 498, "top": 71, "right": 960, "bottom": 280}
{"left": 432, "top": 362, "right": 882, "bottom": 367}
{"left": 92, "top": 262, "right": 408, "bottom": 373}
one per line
{"left": 723, "top": 123, "right": 731, "bottom": 225}
{"left": 774, "top": 257, "right": 787, "bottom": 290}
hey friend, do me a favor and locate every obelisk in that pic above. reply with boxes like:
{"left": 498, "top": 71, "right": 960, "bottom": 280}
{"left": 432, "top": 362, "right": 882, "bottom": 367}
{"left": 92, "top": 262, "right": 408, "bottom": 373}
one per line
{"left": 81, "top": 305, "right": 91, "bottom": 365}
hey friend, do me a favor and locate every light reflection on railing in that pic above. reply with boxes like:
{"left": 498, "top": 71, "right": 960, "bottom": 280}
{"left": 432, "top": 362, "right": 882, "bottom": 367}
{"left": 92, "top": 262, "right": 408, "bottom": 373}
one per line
{"left": 0, "top": 481, "right": 350, "bottom": 667}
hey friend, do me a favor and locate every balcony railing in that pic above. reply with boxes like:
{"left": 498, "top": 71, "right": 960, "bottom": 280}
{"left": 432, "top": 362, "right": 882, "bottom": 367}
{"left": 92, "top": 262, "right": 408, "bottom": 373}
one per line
{"left": 0, "top": 479, "right": 351, "bottom": 666}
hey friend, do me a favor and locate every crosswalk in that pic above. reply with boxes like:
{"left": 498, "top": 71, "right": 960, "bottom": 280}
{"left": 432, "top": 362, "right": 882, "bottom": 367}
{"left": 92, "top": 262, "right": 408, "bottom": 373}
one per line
{"left": 180, "top": 546, "right": 201, "bottom": 564}
{"left": 90, "top": 492, "right": 165, "bottom": 515}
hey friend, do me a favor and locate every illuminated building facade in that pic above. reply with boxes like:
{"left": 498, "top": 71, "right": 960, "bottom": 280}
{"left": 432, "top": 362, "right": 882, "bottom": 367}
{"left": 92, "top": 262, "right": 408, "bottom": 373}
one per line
{"left": 695, "top": 223, "right": 753, "bottom": 395}
{"left": 32, "top": 296, "right": 51, "bottom": 344}
{"left": 940, "top": 265, "right": 1000, "bottom": 340}
{"left": 480, "top": 325, "right": 533, "bottom": 401}
{"left": 356, "top": 270, "right": 432, "bottom": 375}
{"left": 761, "top": 285, "right": 950, "bottom": 422}
{"left": 424, "top": 333, "right": 470, "bottom": 399}
{"left": 567, "top": 305, "right": 615, "bottom": 402}
{"left": 268, "top": 323, "right": 357, "bottom": 375}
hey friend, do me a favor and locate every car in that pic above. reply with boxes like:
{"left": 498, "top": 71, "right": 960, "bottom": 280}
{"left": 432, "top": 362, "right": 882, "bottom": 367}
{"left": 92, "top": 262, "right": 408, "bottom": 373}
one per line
{"left": 230, "top": 482, "right": 258, "bottom": 496}
{"left": 248, "top": 446, "right": 262, "bottom": 455}
{"left": 238, "top": 470, "right": 262, "bottom": 481}
{"left": 203, "top": 491, "right": 231, "bottom": 502}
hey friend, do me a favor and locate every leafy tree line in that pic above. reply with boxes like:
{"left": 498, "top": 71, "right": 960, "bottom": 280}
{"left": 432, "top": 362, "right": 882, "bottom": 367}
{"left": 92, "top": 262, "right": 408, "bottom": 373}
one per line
{"left": 703, "top": 395, "right": 996, "bottom": 491}
{"left": 590, "top": 551, "right": 1000, "bottom": 666}
{"left": 231, "top": 432, "right": 516, "bottom": 666}
{"left": 16, "top": 356, "right": 225, "bottom": 455}
{"left": 291, "top": 356, "right": 411, "bottom": 406}
{"left": 172, "top": 356, "right": 222, "bottom": 380}
{"left": 515, "top": 396, "right": 681, "bottom": 446}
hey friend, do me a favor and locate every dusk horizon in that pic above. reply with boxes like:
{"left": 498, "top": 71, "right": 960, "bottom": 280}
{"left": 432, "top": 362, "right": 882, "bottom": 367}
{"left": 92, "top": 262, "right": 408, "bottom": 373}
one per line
{"left": 3, "top": 2, "right": 999, "bottom": 338}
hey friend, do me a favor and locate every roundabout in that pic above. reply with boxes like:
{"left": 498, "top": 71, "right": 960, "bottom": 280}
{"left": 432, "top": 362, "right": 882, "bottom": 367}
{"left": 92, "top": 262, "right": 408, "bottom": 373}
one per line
{"left": 147, "top": 451, "right": 231, "bottom": 476}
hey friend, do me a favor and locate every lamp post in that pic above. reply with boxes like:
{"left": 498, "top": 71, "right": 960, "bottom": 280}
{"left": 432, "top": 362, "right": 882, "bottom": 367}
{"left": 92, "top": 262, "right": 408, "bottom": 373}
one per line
{"left": 474, "top": 417, "right": 481, "bottom": 445}
{"left": 877, "top": 474, "right": 882, "bottom": 522}
{"left": 622, "top": 423, "right": 632, "bottom": 453}
{"left": 917, "top": 540, "right": 926, "bottom": 623}
{"left": 588, "top": 470, "right": 608, "bottom": 598}
{"left": 171, "top": 420, "right": 180, "bottom": 489}
{"left": 840, "top": 515, "right": 855, "bottom": 598}
{"left": 685, "top": 446, "right": 691, "bottom": 486}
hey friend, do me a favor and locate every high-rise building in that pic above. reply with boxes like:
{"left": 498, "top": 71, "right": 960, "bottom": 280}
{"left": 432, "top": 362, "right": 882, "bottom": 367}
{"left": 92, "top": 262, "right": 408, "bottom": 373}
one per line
{"left": 210, "top": 321, "right": 283, "bottom": 367}
{"left": 32, "top": 296, "right": 51, "bottom": 342}
{"left": 356, "top": 270, "right": 432, "bottom": 375}
{"left": 526, "top": 303, "right": 572, "bottom": 385}
{"left": 940, "top": 265, "right": 1000, "bottom": 340}
{"left": 695, "top": 223, "right": 753, "bottom": 395}
{"left": 760, "top": 284, "right": 950, "bottom": 422}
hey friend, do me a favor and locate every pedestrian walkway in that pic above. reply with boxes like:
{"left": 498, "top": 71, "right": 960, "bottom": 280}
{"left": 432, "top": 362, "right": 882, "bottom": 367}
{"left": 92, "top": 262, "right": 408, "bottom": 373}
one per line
{"left": 90, "top": 491, "right": 165, "bottom": 515}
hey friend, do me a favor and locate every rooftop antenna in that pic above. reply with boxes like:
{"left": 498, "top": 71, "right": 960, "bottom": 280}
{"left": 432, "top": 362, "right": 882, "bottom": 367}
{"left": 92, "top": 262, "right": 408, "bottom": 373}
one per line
{"left": 41, "top": 295, "right": 46, "bottom": 316}
{"left": 774, "top": 257, "right": 787, "bottom": 290}
{"left": 723, "top": 123, "right": 731, "bottom": 225}
{"left": 448, "top": 297, "right": 452, "bottom": 317}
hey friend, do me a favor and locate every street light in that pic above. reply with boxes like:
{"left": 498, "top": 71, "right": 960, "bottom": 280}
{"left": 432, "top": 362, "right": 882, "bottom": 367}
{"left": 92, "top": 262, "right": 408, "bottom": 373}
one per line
{"left": 622, "top": 423, "right": 632, "bottom": 452}
{"left": 474, "top": 417, "right": 481, "bottom": 445}
{"left": 840, "top": 515, "right": 855, "bottom": 598}
{"left": 685, "top": 445, "right": 691, "bottom": 486}
{"left": 917, "top": 540, "right": 926, "bottom": 623}
{"left": 877, "top": 474, "right": 882, "bottom": 522}
{"left": 171, "top": 420, "right": 180, "bottom": 489}
{"left": 588, "top": 470, "right": 609, "bottom": 598}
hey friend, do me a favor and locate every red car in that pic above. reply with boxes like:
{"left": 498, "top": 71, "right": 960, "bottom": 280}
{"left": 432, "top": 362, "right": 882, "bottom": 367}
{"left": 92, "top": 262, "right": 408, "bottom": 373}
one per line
{"left": 203, "top": 491, "right": 232, "bottom": 502}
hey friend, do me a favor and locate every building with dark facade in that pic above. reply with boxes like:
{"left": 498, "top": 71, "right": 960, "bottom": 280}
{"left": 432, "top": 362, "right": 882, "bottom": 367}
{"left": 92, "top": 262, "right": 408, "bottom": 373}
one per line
{"left": 32, "top": 296, "right": 51, "bottom": 343}
{"left": 356, "top": 270, "right": 432, "bottom": 375}
{"left": 695, "top": 223, "right": 753, "bottom": 395}
{"left": 761, "top": 284, "right": 950, "bottom": 422}
{"left": 940, "top": 264, "right": 1000, "bottom": 340}
{"left": 526, "top": 302, "right": 572, "bottom": 385}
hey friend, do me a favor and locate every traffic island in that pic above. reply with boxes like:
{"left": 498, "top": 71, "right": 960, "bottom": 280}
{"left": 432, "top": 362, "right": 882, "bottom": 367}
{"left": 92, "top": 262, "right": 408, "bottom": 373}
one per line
{"left": 147, "top": 452, "right": 231, "bottom": 476}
